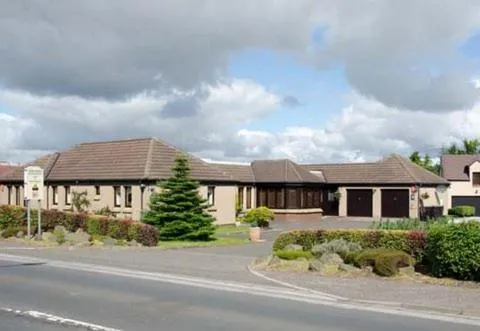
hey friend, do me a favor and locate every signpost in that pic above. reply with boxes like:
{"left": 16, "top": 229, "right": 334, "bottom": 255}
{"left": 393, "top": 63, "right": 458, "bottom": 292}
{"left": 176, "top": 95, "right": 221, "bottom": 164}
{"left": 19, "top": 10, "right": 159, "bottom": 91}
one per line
{"left": 24, "top": 166, "right": 44, "bottom": 239}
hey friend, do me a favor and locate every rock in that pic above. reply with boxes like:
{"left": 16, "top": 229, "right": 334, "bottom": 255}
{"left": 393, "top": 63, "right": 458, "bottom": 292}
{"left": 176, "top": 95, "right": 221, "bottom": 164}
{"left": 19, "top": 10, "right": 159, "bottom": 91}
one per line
{"left": 16, "top": 231, "right": 24, "bottom": 239}
{"left": 66, "top": 230, "right": 91, "bottom": 246}
{"left": 319, "top": 253, "right": 343, "bottom": 265}
{"left": 284, "top": 244, "right": 303, "bottom": 252}
{"left": 41, "top": 232, "right": 57, "bottom": 242}
{"left": 309, "top": 259, "right": 324, "bottom": 272}
{"left": 102, "top": 237, "right": 117, "bottom": 246}
{"left": 398, "top": 266, "right": 416, "bottom": 276}
{"left": 339, "top": 263, "right": 358, "bottom": 272}
{"left": 266, "top": 255, "right": 309, "bottom": 272}
{"left": 309, "top": 259, "right": 340, "bottom": 275}
{"left": 128, "top": 239, "right": 141, "bottom": 247}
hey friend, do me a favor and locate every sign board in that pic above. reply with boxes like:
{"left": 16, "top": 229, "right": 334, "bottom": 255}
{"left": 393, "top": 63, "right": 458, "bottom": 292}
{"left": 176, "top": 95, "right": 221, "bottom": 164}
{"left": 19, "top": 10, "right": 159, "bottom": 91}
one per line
{"left": 24, "top": 166, "right": 44, "bottom": 200}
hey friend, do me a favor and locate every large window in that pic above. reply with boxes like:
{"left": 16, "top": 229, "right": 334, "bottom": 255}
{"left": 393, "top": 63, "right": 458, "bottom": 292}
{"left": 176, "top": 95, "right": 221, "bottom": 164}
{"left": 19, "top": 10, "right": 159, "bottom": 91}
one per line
{"left": 64, "top": 186, "right": 71, "bottom": 205}
{"left": 95, "top": 185, "right": 101, "bottom": 196}
{"left": 207, "top": 186, "right": 215, "bottom": 206}
{"left": 52, "top": 186, "right": 58, "bottom": 205}
{"left": 15, "top": 186, "right": 20, "bottom": 205}
{"left": 124, "top": 186, "right": 132, "bottom": 208}
{"left": 473, "top": 172, "right": 480, "bottom": 186}
{"left": 114, "top": 186, "right": 121, "bottom": 207}
{"left": 257, "top": 187, "right": 321, "bottom": 209}
{"left": 237, "top": 187, "right": 244, "bottom": 209}
{"left": 246, "top": 187, "right": 252, "bottom": 209}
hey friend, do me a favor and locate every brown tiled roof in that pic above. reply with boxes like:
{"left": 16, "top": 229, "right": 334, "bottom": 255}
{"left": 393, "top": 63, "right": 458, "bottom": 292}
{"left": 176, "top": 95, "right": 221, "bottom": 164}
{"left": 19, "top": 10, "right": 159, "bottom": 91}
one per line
{"left": 304, "top": 154, "right": 448, "bottom": 185}
{"left": 46, "top": 138, "right": 234, "bottom": 182}
{"left": 0, "top": 154, "right": 60, "bottom": 182}
{"left": 251, "top": 159, "right": 325, "bottom": 183}
{"left": 212, "top": 164, "right": 255, "bottom": 183}
{"left": 440, "top": 154, "right": 480, "bottom": 181}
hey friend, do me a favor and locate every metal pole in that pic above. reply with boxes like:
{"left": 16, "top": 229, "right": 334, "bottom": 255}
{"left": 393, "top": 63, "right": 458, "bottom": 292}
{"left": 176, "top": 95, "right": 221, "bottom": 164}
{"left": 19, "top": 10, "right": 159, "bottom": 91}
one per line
{"left": 37, "top": 199, "right": 42, "bottom": 239}
{"left": 27, "top": 199, "right": 31, "bottom": 239}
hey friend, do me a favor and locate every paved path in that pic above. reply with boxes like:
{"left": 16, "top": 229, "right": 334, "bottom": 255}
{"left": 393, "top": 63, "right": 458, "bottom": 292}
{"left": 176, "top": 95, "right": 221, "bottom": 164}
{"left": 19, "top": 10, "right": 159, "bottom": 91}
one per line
{"left": 1, "top": 255, "right": 479, "bottom": 331}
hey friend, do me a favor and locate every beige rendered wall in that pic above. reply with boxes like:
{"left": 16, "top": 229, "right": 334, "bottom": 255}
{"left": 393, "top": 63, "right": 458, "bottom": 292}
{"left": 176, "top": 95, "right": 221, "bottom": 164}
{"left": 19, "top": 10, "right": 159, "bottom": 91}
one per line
{"left": 446, "top": 161, "right": 480, "bottom": 209}
{"left": 338, "top": 186, "right": 448, "bottom": 219}
{"left": 0, "top": 185, "right": 9, "bottom": 205}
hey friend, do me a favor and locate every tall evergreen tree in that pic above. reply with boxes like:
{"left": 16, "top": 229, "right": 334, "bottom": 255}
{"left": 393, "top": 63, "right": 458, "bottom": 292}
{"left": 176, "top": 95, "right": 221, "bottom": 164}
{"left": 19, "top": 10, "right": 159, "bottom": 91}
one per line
{"left": 143, "top": 154, "right": 215, "bottom": 241}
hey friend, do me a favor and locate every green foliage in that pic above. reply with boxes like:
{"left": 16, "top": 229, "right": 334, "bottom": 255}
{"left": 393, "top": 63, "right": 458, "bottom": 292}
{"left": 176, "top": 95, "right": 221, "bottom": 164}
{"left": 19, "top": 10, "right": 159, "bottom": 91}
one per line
{"left": 94, "top": 206, "right": 114, "bottom": 217}
{"left": 243, "top": 207, "right": 274, "bottom": 228}
{"left": 442, "top": 139, "right": 480, "bottom": 155}
{"left": 136, "top": 224, "right": 160, "bottom": 247}
{"left": 354, "top": 248, "right": 413, "bottom": 277}
{"left": 0, "top": 205, "right": 25, "bottom": 229}
{"left": 142, "top": 154, "right": 215, "bottom": 241}
{"left": 71, "top": 190, "right": 91, "bottom": 212}
{"left": 275, "top": 250, "right": 313, "bottom": 260}
{"left": 1, "top": 226, "right": 26, "bottom": 238}
{"left": 409, "top": 151, "right": 440, "bottom": 174}
{"left": 448, "top": 205, "right": 475, "bottom": 217}
{"left": 426, "top": 222, "right": 480, "bottom": 281}
{"left": 311, "top": 239, "right": 362, "bottom": 258}
{"left": 273, "top": 229, "right": 427, "bottom": 261}
{"left": 53, "top": 227, "right": 66, "bottom": 244}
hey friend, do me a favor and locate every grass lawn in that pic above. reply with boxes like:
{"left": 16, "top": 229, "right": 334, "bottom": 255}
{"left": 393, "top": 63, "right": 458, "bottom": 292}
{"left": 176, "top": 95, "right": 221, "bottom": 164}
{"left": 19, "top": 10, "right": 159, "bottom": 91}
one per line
{"left": 157, "top": 236, "right": 248, "bottom": 249}
{"left": 215, "top": 224, "right": 249, "bottom": 236}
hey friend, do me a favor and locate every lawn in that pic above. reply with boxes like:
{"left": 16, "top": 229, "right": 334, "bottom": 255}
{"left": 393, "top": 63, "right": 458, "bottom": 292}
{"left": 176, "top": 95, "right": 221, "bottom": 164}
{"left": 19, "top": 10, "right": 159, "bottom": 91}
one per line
{"left": 214, "top": 224, "right": 249, "bottom": 236}
{"left": 157, "top": 236, "right": 248, "bottom": 249}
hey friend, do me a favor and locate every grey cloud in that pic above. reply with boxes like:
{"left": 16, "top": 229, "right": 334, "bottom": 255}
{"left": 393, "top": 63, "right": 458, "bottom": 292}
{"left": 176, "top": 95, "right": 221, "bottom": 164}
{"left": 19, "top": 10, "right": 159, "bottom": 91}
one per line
{"left": 315, "top": 0, "right": 480, "bottom": 111}
{"left": 0, "top": 0, "right": 317, "bottom": 99}
{"left": 282, "top": 95, "right": 302, "bottom": 108}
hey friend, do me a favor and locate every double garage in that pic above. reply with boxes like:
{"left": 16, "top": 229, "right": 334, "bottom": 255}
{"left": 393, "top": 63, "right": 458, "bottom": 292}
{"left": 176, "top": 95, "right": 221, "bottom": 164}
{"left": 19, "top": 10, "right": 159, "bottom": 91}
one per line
{"left": 346, "top": 188, "right": 410, "bottom": 218}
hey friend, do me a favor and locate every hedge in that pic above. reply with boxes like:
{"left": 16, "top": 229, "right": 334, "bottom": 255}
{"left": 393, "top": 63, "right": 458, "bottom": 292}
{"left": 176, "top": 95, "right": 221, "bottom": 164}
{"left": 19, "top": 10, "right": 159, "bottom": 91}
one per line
{"left": 0, "top": 205, "right": 159, "bottom": 247}
{"left": 273, "top": 229, "right": 427, "bottom": 261}
{"left": 448, "top": 205, "right": 475, "bottom": 217}
{"left": 426, "top": 222, "right": 480, "bottom": 281}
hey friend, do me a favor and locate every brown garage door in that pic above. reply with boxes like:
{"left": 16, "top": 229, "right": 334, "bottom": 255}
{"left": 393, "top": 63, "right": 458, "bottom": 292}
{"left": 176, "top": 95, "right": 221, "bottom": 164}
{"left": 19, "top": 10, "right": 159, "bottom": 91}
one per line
{"left": 347, "top": 189, "right": 373, "bottom": 217}
{"left": 381, "top": 189, "right": 409, "bottom": 218}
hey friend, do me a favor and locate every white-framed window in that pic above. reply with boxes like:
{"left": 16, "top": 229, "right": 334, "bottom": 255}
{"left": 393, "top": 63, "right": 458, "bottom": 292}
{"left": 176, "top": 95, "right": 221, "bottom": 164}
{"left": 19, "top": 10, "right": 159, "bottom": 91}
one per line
{"left": 64, "top": 186, "right": 71, "bottom": 205}
{"left": 207, "top": 186, "right": 215, "bottom": 206}
{"left": 114, "top": 186, "right": 121, "bottom": 207}
{"left": 327, "top": 191, "right": 335, "bottom": 202}
{"left": 52, "top": 186, "right": 58, "bottom": 205}
{"left": 95, "top": 185, "right": 101, "bottom": 196}
{"left": 7, "top": 186, "right": 11, "bottom": 205}
{"left": 124, "top": 186, "right": 132, "bottom": 208}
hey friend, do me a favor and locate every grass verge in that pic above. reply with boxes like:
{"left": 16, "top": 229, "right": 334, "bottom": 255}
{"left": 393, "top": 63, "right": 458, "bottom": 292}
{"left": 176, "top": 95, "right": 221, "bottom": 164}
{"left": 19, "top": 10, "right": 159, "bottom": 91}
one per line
{"left": 157, "top": 236, "right": 248, "bottom": 249}
{"left": 215, "top": 224, "right": 249, "bottom": 236}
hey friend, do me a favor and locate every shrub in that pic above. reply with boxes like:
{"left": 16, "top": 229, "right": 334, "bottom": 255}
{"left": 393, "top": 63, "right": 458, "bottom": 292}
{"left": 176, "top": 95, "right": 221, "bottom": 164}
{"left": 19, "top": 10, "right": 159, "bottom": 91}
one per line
{"left": 426, "top": 222, "right": 480, "bottom": 281}
{"left": 1, "top": 226, "right": 26, "bottom": 238}
{"left": 370, "top": 218, "right": 423, "bottom": 230}
{"left": 275, "top": 250, "right": 313, "bottom": 260}
{"left": 311, "top": 239, "right": 362, "bottom": 258}
{"left": 448, "top": 205, "right": 475, "bottom": 217}
{"left": 94, "top": 206, "right": 114, "bottom": 217}
{"left": 243, "top": 207, "right": 275, "bottom": 228}
{"left": 354, "top": 248, "right": 413, "bottom": 277}
{"left": 86, "top": 216, "right": 109, "bottom": 236}
{"left": 273, "top": 229, "right": 426, "bottom": 261}
{"left": 0, "top": 205, "right": 25, "bottom": 229}
{"left": 127, "top": 223, "right": 142, "bottom": 241}
{"left": 136, "top": 224, "right": 160, "bottom": 247}
{"left": 53, "top": 227, "right": 66, "bottom": 244}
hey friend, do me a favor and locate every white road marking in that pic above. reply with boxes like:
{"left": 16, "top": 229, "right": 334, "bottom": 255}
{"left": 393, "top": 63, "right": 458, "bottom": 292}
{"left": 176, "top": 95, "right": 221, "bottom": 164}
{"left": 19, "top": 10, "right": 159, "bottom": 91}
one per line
{"left": 0, "top": 247, "right": 37, "bottom": 250}
{"left": 1, "top": 253, "right": 480, "bottom": 326}
{"left": 0, "top": 307, "right": 122, "bottom": 331}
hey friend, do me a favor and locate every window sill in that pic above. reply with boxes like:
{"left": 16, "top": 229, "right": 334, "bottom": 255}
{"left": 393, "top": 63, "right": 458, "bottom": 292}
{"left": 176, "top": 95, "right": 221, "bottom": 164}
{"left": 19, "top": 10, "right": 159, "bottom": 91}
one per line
{"left": 94, "top": 197, "right": 100, "bottom": 201}
{"left": 207, "top": 207, "right": 217, "bottom": 212}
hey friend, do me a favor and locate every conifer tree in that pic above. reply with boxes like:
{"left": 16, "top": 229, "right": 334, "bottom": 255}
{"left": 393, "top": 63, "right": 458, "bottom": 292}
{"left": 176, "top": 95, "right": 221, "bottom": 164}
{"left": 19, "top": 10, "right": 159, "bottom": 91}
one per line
{"left": 143, "top": 154, "right": 215, "bottom": 241}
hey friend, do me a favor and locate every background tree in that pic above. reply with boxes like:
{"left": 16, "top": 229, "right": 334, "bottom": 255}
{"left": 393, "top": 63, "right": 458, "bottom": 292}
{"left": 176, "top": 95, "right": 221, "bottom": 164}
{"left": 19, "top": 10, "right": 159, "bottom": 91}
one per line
{"left": 143, "top": 154, "right": 215, "bottom": 241}
{"left": 409, "top": 152, "right": 440, "bottom": 175}
{"left": 71, "top": 191, "right": 91, "bottom": 212}
{"left": 442, "top": 139, "right": 480, "bottom": 155}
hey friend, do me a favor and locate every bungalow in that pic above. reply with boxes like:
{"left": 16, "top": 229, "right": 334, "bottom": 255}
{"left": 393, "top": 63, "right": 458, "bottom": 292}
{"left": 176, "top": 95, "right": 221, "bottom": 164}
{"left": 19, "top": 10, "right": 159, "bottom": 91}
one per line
{"left": 441, "top": 154, "right": 480, "bottom": 216}
{"left": 0, "top": 137, "right": 449, "bottom": 223}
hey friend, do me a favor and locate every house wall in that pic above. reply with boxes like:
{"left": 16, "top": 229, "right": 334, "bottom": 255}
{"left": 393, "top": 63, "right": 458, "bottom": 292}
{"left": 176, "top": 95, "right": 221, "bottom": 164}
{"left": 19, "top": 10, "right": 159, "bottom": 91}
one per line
{"left": 446, "top": 161, "right": 480, "bottom": 209}
{"left": 338, "top": 185, "right": 448, "bottom": 219}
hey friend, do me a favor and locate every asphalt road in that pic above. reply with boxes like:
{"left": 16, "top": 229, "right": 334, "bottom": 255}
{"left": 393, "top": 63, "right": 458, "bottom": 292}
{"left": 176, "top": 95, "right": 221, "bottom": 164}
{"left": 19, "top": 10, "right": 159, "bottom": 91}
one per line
{"left": 0, "top": 258, "right": 478, "bottom": 331}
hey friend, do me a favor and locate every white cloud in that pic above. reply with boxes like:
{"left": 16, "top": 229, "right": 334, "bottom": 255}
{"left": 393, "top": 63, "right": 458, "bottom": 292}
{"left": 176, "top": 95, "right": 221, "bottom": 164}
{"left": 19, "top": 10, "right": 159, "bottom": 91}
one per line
{"left": 237, "top": 94, "right": 480, "bottom": 163}
{"left": 0, "top": 79, "right": 280, "bottom": 162}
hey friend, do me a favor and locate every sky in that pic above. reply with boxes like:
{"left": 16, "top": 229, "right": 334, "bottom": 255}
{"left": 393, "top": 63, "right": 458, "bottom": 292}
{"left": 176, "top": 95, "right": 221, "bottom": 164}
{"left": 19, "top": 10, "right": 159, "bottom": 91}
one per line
{"left": 0, "top": 0, "right": 479, "bottom": 164}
